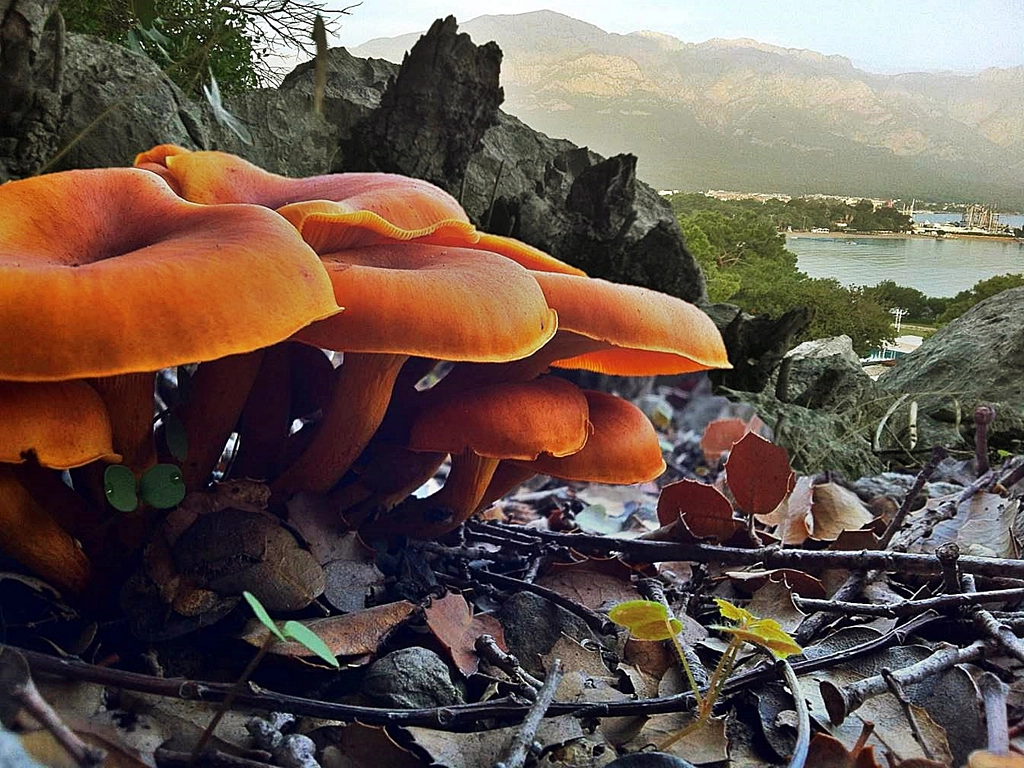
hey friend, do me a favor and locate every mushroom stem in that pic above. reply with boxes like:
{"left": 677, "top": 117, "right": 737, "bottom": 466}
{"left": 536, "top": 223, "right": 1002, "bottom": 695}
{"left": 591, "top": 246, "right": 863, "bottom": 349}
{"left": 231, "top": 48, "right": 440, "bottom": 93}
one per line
{"left": 230, "top": 344, "right": 293, "bottom": 482}
{"left": 477, "top": 463, "right": 537, "bottom": 512}
{"left": 331, "top": 443, "right": 446, "bottom": 528}
{"left": 0, "top": 465, "right": 92, "bottom": 595}
{"left": 362, "top": 450, "right": 500, "bottom": 539}
{"left": 177, "top": 350, "right": 266, "bottom": 491}
{"left": 274, "top": 352, "right": 408, "bottom": 495}
{"left": 89, "top": 372, "right": 157, "bottom": 476}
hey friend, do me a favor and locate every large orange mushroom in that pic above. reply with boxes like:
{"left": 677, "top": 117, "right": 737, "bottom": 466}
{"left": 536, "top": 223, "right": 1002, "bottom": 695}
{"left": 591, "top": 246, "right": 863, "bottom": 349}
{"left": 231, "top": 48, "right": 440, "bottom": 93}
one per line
{"left": 272, "top": 241, "right": 558, "bottom": 495}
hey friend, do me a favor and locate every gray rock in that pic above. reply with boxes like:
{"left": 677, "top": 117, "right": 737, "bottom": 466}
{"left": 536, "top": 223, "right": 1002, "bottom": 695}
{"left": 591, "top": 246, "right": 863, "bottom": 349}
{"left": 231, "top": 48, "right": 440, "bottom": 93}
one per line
{"left": 878, "top": 287, "right": 1024, "bottom": 451}
{"left": 721, "top": 386, "right": 885, "bottom": 479}
{"left": 777, "top": 335, "right": 879, "bottom": 412}
{"left": 361, "top": 647, "right": 464, "bottom": 709}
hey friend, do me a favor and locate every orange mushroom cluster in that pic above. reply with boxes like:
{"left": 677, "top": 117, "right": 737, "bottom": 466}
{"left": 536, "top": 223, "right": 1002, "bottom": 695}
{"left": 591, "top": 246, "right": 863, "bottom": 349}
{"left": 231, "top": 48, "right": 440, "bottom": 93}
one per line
{"left": 0, "top": 145, "right": 730, "bottom": 595}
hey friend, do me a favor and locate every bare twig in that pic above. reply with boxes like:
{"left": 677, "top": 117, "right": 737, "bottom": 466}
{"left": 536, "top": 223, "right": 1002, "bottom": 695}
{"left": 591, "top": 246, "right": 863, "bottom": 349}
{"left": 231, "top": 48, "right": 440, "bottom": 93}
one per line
{"left": 489, "top": 524, "right": 1024, "bottom": 580}
{"left": 935, "top": 542, "right": 963, "bottom": 595}
{"left": 819, "top": 640, "right": 986, "bottom": 725}
{"left": 975, "top": 405, "right": 995, "bottom": 476}
{"left": 878, "top": 445, "right": 946, "bottom": 549}
{"left": 0, "top": 648, "right": 105, "bottom": 767}
{"left": 779, "top": 657, "right": 810, "bottom": 768}
{"left": 638, "top": 578, "right": 709, "bottom": 690}
{"left": 880, "top": 668, "right": 934, "bottom": 759}
{"left": 794, "top": 585, "right": 1024, "bottom": 618}
{"left": 977, "top": 672, "right": 1010, "bottom": 756}
{"left": 475, "top": 634, "right": 544, "bottom": 692}
{"left": 494, "top": 659, "right": 563, "bottom": 768}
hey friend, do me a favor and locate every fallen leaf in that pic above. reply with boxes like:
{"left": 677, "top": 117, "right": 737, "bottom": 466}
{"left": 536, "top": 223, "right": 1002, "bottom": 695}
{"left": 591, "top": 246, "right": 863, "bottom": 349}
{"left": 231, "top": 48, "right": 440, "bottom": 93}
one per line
{"left": 657, "top": 479, "right": 744, "bottom": 542}
{"left": 424, "top": 592, "right": 507, "bottom": 677}
{"left": 173, "top": 507, "right": 324, "bottom": 611}
{"left": 629, "top": 713, "right": 729, "bottom": 764}
{"left": 240, "top": 600, "right": 416, "bottom": 658}
{"left": 700, "top": 417, "right": 752, "bottom": 465}
{"left": 759, "top": 474, "right": 814, "bottom": 544}
{"left": 537, "top": 565, "right": 639, "bottom": 612}
{"left": 405, "top": 716, "right": 583, "bottom": 768}
{"left": 805, "top": 731, "right": 883, "bottom": 768}
{"left": 725, "top": 433, "right": 795, "bottom": 517}
{"left": 725, "top": 568, "right": 826, "bottom": 599}
{"left": 809, "top": 483, "right": 875, "bottom": 541}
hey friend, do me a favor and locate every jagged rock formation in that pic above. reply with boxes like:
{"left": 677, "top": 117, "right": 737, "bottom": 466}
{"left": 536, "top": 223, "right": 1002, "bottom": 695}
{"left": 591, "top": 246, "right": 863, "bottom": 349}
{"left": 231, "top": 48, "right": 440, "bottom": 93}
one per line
{"left": 878, "top": 287, "right": 1024, "bottom": 452}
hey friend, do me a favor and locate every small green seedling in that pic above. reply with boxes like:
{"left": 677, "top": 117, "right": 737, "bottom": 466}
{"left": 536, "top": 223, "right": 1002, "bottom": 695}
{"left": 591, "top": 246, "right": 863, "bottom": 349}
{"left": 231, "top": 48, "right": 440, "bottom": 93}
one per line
{"left": 103, "top": 462, "right": 186, "bottom": 512}
{"left": 242, "top": 591, "right": 339, "bottom": 669}
{"left": 191, "top": 592, "right": 339, "bottom": 761}
{"left": 610, "top": 597, "right": 801, "bottom": 747}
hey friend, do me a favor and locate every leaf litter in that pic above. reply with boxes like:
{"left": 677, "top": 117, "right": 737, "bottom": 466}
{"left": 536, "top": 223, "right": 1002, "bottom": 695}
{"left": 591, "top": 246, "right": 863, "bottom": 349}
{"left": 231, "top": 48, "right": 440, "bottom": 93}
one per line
{"left": 4, "top": 377, "right": 1024, "bottom": 767}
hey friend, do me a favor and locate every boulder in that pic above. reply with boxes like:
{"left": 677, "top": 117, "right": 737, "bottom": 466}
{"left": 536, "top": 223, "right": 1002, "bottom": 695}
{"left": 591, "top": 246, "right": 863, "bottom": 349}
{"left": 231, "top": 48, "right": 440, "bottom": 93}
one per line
{"left": 777, "top": 335, "right": 878, "bottom": 411}
{"left": 878, "top": 287, "right": 1024, "bottom": 451}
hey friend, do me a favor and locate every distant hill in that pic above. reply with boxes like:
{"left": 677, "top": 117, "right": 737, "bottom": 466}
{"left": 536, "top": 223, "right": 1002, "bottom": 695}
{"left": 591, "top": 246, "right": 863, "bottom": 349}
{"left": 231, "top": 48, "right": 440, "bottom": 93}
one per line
{"left": 353, "top": 11, "right": 1024, "bottom": 207}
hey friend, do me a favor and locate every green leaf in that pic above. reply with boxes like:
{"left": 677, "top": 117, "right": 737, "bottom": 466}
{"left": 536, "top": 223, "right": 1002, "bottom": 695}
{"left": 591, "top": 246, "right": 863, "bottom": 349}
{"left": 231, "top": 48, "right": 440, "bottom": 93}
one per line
{"left": 131, "top": 0, "right": 158, "bottom": 29}
{"left": 282, "top": 621, "right": 340, "bottom": 668}
{"left": 243, "top": 591, "right": 286, "bottom": 641}
{"left": 163, "top": 412, "right": 189, "bottom": 462}
{"left": 608, "top": 599, "right": 683, "bottom": 641}
{"left": 138, "top": 463, "right": 186, "bottom": 509}
{"left": 125, "top": 28, "right": 144, "bottom": 54}
{"left": 103, "top": 464, "right": 139, "bottom": 512}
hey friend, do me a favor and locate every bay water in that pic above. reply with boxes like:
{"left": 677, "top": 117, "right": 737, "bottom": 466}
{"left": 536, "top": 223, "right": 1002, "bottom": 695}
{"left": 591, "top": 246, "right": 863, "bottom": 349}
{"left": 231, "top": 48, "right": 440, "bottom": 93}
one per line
{"left": 786, "top": 221, "right": 1024, "bottom": 297}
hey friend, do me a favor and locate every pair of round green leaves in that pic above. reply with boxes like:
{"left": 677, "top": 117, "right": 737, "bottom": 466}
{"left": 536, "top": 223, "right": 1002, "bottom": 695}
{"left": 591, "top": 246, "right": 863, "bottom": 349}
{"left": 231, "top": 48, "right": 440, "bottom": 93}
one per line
{"left": 103, "top": 464, "right": 185, "bottom": 512}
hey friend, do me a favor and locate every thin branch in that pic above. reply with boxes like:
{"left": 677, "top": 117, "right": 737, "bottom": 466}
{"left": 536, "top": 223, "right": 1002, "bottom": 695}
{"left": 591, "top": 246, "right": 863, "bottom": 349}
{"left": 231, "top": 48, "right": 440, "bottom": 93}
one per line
{"left": 494, "top": 659, "right": 563, "bottom": 768}
{"left": 794, "top": 586, "right": 1024, "bottom": 618}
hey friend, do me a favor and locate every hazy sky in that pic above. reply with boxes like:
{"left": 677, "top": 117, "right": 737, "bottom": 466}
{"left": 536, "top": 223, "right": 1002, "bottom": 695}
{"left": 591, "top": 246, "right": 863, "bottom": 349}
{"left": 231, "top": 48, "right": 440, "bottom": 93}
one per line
{"left": 327, "top": 0, "right": 1024, "bottom": 73}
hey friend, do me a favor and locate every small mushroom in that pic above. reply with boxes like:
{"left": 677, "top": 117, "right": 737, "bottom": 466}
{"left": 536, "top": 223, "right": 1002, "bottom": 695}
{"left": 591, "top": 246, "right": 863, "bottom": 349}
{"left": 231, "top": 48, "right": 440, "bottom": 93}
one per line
{"left": 479, "top": 390, "right": 667, "bottom": 509}
{"left": 362, "top": 376, "right": 591, "bottom": 539}
{"left": 0, "top": 380, "right": 122, "bottom": 594}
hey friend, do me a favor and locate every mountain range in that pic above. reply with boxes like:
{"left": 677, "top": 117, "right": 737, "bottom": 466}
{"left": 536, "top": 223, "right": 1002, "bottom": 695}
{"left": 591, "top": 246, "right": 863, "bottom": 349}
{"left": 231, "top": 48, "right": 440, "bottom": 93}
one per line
{"left": 352, "top": 11, "right": 1024, "bottom": 208}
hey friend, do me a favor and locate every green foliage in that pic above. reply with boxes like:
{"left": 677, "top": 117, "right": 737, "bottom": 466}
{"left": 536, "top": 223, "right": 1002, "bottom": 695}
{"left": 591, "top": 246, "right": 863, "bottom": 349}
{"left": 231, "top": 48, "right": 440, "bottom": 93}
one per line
{"left": 61, "top": 0, "right": 263, "bottom": 95}
{"left": 667, "top": 193, "right": 912, "bottom": 234}
{"left": 673, "top": 195, "right": 894, "bottom": 354}
{"left": 937, "top": 273, "right": 1024, "bottom": 324}
{"left": 861, "top": 280, "right": 947, "bottom": 324}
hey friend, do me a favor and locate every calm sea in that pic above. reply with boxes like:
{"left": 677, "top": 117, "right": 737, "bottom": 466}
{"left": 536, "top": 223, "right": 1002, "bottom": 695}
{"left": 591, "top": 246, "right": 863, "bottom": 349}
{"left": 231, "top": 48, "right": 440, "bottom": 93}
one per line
{"left": 786, "top": 212, "right": 1024, "bottom": 297}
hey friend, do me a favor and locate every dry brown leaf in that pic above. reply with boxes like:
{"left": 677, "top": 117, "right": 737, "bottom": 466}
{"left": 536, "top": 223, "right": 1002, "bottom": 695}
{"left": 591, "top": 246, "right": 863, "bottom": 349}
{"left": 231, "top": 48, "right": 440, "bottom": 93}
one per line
{"left": 536, "top": 565, "right": 638, "bottom": 612}
{"left": 657, "top": 479, "right": 744, "bottom": 542}
{"left": 424, "top": 592, "right": 507, "bottom": 677}
{"left": 760, "top": 474, "right": 814, "bottom": 544}
{"left": 725, "top": 432, "right": 795, "bottom": 517}
{"left": 405, "top": 715, "right": 583, "bottom": 768}
{"left": 701, "top": 417, "right": 752, "bottom": 464}
{"left": 318, "top": 724, "right": 422, "bottom": 768}
{"left": 629, "top": 713, "right": 729, "bottom": 764}
{"left": 746, "top": 579, "right": 808, "bottom": 635}
{"left": 805, "top": 731, "right": 884, "bottom": 768}
{"left": 809, "top": 483, "right": 875, "bottom": 541}
{"left": 240, "top": 600, "right": 416, "bottom": 658}
{"left": 173, "top": 507, "right": 324, "bottom": 611}
{"left": 725, "top": 567, "right": 826, "bottom": 599}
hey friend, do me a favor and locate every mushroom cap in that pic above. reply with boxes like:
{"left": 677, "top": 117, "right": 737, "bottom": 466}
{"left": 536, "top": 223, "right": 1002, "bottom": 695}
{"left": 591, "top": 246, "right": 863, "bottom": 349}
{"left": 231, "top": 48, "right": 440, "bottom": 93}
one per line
{"left": 135, "top": 146, "right": 587, "bottom": 276}
{"left": 0, "top": 167, "right": 340, "bottom": 380}
{"left": 135, "top": 145, "right": 473, "bottom": 230}
{"left": 510, "top": 390, "right": 665, "bottom": 483}
{"left": 292, "top": 243, "right": 558, "bottom": 362}
{"left": 408, "top": 377, "right": 591, "bottom": 461}
{"left": 532, "top": 272, "right": 731, "bottom": 376}
{"left": 0, "top": 380, "right": 120, "bottom": 469}
{"left": 278, "top": 202, "right": 586, "bottom": 275}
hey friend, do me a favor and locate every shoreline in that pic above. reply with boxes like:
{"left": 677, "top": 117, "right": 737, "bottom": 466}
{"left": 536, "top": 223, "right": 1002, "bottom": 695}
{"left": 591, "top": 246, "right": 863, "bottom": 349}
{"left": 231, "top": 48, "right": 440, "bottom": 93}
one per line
{"left": 786, "top": 230, "right": 1022, "bottom": 243}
